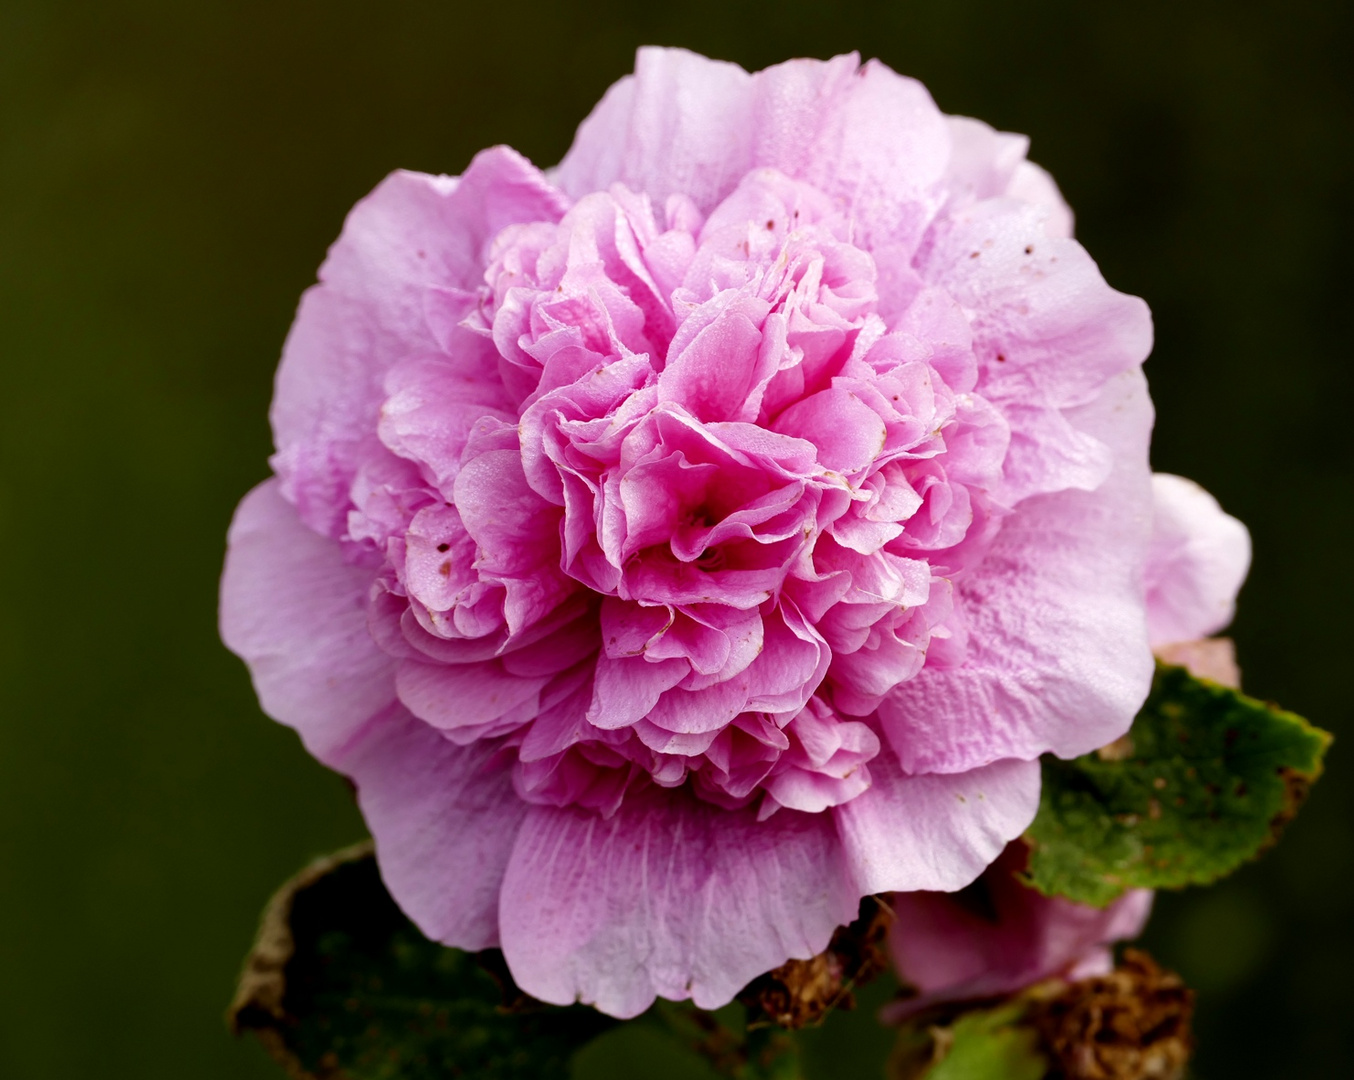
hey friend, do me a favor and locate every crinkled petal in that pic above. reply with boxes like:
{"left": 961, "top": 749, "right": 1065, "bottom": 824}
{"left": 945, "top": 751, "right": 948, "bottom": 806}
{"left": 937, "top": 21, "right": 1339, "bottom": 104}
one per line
{"left": 922, "top": 199, "right": 1152, "bottom": 411}
{"left": 220, "top": 480, "right": 394, "bottom": 768}
{"left": 552, "top": 47, "right": 760, "bottom": 214}
{"left": 879, "top": 368, "right": 1155, "bottom": 773}
{"left": 555, "top": 49, "right": 949, "bottom": 252}
{"left": 498, "top": 787, "right": 858, "bottom": 1017}
{"left": 271, "top": 151, "right": 569, "bottom": 536}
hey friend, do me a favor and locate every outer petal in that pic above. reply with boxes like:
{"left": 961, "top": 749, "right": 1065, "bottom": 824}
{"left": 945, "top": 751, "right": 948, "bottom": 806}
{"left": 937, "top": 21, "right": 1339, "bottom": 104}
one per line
{"left": 1146, "top": 473, "right": 1251, "bottom": 645}
{"left": 554, "top": 48, "right": 949, "bottom": 252}
{"left": 1006, "top": 161, "right": 1074, "bottom": 239}
{"left": 833, "top": 753, "right": 1041, "bottom": 894}
{"left": 349, "top": 709, "right": 528, "bottom": 950}
{"left": 271, "top": 150, "right": 570, "bottom": 536}
{"left": 552, "top": 48, "right": 758, "bottom": 214}
{"left": 498, "top": 788, "right": 859, "bottom": 1018}
{"left": 220, "top": 480, "right": 395, "bottom": 768}
{"left": 923, "top": 199, "right": 1153, "bottom": 410}
{"left": 880, "top": 367, "right": 1155, "bottom": 773}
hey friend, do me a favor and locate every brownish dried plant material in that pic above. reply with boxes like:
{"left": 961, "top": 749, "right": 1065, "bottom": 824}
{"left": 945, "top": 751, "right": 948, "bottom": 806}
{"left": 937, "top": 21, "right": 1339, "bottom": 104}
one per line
{"left": 1267, "top": 766, "right": 1315, "bottom": 844}
{"left": 228, "top": 840, "right": 376, "bottom": 1077}
{"left": 1031, "top": 949, "right": 1194, "bottom": 1080}
{"left": 738, "top": 896, "right": 894, "bottom": 1029}
{"left": 1096, "top": 733, "right": 1135, "bottom": 762}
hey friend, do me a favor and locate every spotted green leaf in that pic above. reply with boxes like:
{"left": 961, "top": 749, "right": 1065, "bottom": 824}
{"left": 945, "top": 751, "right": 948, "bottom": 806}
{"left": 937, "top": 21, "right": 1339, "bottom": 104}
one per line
{"left": 1025, "top": 663, "right": 1331, "bottom": 907}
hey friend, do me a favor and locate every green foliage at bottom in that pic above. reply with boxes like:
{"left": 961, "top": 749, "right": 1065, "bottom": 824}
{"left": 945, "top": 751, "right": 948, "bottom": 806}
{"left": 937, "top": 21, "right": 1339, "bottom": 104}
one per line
{"left": 889, "top": 1004, "right": 1048, "bottom": 1080}
{"left": 232, "top": 850, "right": 614, "bottom": 1079}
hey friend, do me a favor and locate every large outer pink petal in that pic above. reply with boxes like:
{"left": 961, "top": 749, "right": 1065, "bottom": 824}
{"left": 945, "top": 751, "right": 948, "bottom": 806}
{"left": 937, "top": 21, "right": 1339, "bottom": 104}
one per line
{"left": 1146, "top": 473, "right": 1251, "bottom": 645}
{"left": 348, "top": 710, "right": 527, "bottom": 951}
{"left": 271, "top": 150, "right": 570, "bottom": 536}
{"left": 833, "top": 753, "right": 1041, "bottom": 894}
{"left": 498, "top": 789, "right": 859, "bottom": 1017}
{"left": 922, "top": 199, "right": 1154, "bottom": 414}
{"left": 879, "top": 367, "right": 1155, "bottom": 773}
{"left": 552, "top": 48, "right": 760, "bottom": 215}
{"left": 553, "top": 48, "right": 949, "bottom": 251}
{"left": 219, "top": 480, "right": 394, "bottom": 768}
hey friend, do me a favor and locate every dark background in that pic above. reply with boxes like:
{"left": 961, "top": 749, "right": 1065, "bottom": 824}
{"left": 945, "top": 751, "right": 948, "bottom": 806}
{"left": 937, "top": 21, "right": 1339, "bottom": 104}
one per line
{"left": 1, "top": 1, "right": 1350, "bottom": 1075}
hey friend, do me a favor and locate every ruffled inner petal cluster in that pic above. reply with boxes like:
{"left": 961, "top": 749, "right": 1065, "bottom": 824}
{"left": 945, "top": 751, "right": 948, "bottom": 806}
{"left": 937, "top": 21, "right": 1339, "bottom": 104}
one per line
{"left": 328, "top": 165, "right": 1026, "bottom": 819}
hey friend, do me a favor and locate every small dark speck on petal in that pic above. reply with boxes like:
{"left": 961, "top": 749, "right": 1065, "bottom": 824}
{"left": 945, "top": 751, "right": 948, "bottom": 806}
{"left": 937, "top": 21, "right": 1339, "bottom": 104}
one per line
{"left": 766, "top": 219, "right": 775, "bottom": 230}
{"left": 996, "top": 353, "right": 1007, "bottom": 363}
{"left": 1025, "top": 245, "right": 1034, "bottom": 254}
{"left": 969, "top": 251, "right": 980, "bottom": 259}
{"left": 437, "top": 543, "right": 450, "bottom": 553}
{"left": 438, "top": 561, "right": 452, "bottom": 578}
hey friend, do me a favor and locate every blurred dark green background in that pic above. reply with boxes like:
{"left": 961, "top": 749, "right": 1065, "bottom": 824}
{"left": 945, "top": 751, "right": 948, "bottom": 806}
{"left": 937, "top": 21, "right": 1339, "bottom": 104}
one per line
{"left": 1, "top": 0, "right": 1350, "bottom": 1076}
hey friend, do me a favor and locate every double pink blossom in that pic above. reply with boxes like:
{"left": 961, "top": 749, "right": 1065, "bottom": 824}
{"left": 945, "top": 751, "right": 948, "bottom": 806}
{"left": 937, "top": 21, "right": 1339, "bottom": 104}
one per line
{"left": 221, "top": 48, "right": 1244, "bottom": 1018}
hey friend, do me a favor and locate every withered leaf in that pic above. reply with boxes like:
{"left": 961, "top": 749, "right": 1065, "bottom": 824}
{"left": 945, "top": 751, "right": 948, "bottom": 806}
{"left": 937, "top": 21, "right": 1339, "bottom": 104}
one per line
{"left": 229, "top": 843, "right": 614, "bottom": 1080}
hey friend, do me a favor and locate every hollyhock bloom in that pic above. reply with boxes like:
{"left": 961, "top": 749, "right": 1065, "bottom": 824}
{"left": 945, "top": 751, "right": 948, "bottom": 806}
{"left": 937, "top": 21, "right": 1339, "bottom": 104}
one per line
{"left": 222, "top": 47, "right": 1165, "bottom": 1018}
{"left": 886, "top": 474, "right": 1249, "bottom": 1013}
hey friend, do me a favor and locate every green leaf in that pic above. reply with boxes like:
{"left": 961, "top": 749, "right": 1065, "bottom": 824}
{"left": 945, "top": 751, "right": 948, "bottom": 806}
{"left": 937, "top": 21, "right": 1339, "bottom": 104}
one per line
{"left": 890, "top": 1004, "right": 1048, "bottom": 1080}
{"left": 1025, "top": 662, "right": 1332, "bottom": 906}
{"left": 652, "top": 1001, "right": 803, "bottom": 1079}
{"left": 230, "top": 843, "right": 616, "bottom": 1079}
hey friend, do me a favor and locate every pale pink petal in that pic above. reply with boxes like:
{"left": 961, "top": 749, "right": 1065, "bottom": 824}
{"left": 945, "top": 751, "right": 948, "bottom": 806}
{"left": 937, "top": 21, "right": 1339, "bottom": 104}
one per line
{"left": 396, "top": 659, "right": 549, "bottom": 734}
{"left": 271, "top": 151, "right": 569, "bottom": 536}
{"left": 1154, "top": 638, "right": 1241, "bottom": 688}
{"left": 552, "top": 48, "right": 759, "bottom": 212}
{"left": 498, "top": 788, "right": 858, "bottom": 1017}
{"left": 220, "top": 481, "right": 394, "bottom": 768}
{"left": 885, "top": 844, "right": 1152, "bottom": 1017}
{"left": 555, "top": 49, "right": 949, "bottom": 251}
{"left": 350, "top": 709, "right": 526, "bottom": 950}
{"left": 942, "top": 116, "right": 1030, "bottom": 208}
{"left": 879, "top": 368, "right": 1155, "bottom": 772}
{"left": 1146, "top": 473, "right": 1251, "bottom": 645}
{"left": 1006, "top": 161, "right": 1075, "bottom": 239}
{"left": 920, "top": 199, "right": 1152, "bottom": 410}
{"left": 833, "top": 753, "right": 1041, "bottom": 894}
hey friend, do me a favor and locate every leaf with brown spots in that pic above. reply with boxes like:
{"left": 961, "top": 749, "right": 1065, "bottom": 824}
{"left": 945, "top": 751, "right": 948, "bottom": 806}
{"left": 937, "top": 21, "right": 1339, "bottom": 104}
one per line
{"left": 1024, "top": 662, "right": 1331, "bottom": 907}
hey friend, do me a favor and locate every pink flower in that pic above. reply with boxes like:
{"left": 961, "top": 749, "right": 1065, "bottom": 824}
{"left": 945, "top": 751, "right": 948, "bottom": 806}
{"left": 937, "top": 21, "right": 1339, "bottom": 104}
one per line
{"left": 222, "top": 48, "right": 1166, "bottom": 1018}
{"left": 885, "top": 473, "right": 1249, "bottom": 1013}
{"left": 886, "top": 844, "right": 1155, "bottom": 1018}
